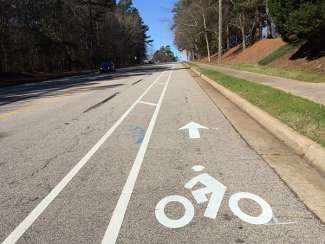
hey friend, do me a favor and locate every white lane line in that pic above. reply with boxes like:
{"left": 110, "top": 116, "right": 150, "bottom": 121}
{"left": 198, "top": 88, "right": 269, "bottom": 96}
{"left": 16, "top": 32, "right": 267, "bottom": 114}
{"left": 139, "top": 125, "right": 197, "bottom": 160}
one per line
{"left": 1, "top": 71, "right": 167, "bottom": 244}
{"left": 101, "top": 70, "right": 174, "bottom": 244}
{"left": 139, "top": 101, "right": 157, "bottom": 107}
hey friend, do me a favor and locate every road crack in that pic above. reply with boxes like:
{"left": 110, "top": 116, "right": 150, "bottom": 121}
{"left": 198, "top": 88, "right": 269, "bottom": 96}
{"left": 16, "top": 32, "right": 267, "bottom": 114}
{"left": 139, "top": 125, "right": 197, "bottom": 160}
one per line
{"left": 8, "top": 132, "right": 85, "bottom": 186}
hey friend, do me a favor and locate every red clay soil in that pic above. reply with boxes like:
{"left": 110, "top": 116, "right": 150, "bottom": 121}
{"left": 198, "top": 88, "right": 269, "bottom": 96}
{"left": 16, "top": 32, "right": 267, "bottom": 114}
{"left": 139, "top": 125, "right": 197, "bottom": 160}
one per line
{"left": 200, "top": 53, "right": 219, "bottom": 63}
{"left": 222, "top": 38, "right": 286, "bottom": 64}
{"left": 200, "top": 38, "right": 286, "bottom": 64}
{"left": 200, "top": 38, "right": 325, "bottom": 75}
{"left": 271, "top": 49, "right": 325, "bottom": 74}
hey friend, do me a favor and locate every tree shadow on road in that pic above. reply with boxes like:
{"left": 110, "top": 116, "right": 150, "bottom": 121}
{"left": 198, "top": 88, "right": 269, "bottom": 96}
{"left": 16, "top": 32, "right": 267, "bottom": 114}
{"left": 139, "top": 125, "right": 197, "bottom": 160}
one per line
{"left": 0, "top": 65, "right": 174, "bottom": 107}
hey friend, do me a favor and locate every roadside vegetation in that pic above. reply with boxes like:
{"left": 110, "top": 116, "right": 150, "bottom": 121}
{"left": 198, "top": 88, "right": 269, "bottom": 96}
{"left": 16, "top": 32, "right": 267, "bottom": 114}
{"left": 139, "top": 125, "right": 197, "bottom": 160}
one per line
{"left": 186, "top": 62, "right": 325, "bottom": 147}
{"left": 172, "top": 0, "right": 325, "bottom": 62}
{"left": 152, "top": 46, "right": 177, "bottom": 63}
{"left": 258, "top": 44, "right": 297, "bottom": 66}
{"left": 0, "top": 0, "right": 151, "bottom": 74}
{"left": 172, "top": 0, "right": 325, "bottom": 74}
{"left": 227, "top": 64, "right": 325, "bottom": 83}
{"left": 268, "top": 0, "right": 325, "bottom": 44}
{"left": 172, "top": 0, "right": 275, "bottom": 62}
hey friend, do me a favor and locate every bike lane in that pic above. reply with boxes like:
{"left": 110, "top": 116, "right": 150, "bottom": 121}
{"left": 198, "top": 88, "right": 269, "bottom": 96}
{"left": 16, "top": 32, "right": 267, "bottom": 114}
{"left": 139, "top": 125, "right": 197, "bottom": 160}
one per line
{"left": 114, "top": 64, "right": 325, "bottom": 243}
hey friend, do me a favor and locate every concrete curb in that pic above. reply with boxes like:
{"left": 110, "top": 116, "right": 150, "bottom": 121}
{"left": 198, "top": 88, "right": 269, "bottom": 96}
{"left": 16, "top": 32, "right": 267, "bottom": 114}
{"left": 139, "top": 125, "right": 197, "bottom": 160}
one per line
{"left": 187, "top": 65, "right": 325, "bottom": 175}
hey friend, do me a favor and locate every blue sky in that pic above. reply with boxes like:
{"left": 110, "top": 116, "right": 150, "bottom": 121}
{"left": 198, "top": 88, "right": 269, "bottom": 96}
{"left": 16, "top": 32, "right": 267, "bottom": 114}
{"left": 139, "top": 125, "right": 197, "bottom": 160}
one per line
{"left": 132, "top": 0, "right": 184, "bottom": 59}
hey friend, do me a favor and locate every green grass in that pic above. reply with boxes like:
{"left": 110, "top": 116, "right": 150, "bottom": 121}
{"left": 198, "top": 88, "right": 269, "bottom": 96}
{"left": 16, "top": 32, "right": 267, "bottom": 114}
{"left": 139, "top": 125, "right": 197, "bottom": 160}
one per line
{"left": 186, "top": 62, "right": 325, "bottom": 147}
{"left": 228, "top": 63, "right": 325, "bottom": 83}
{"left": 258, "top": 43, "right": 297, "bottom": 65}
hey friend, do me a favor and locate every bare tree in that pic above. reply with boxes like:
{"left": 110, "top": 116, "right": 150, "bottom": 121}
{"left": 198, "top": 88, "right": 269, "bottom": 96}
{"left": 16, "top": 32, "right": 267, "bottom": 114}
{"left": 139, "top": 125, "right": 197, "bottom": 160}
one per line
{"left": 172, "top": 0, "right": 267, "bottom": 61}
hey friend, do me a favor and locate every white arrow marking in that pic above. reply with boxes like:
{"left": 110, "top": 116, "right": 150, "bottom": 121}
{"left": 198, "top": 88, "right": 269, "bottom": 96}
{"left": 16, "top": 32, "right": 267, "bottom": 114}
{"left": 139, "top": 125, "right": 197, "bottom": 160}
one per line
{"left": 178, "top": 122, "right": 208, "bottom": 139}
{"left": 192, "top": 165, "right": 205, "bottom": 172}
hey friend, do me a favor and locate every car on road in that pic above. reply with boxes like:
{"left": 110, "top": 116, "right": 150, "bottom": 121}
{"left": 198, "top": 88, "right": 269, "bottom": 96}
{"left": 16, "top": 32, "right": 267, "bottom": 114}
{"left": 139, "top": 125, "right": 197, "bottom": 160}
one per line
{"left": 99, "top": 61, "right": 116, "bottom": 73}
{"left": 144, "top": 59, "right": 154, "bottom": 65}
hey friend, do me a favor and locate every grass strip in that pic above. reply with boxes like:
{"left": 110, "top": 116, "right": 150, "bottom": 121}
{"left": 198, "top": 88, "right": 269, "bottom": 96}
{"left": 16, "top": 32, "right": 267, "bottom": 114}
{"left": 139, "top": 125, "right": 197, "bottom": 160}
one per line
{"left": 228, "top": 63, "right": 325, "bottom": 83}
{"left": 185, "top": 62, "right": 325, "bottom": 147}
{"left": 258, "top": 43, "right": 297, "bottom": 65}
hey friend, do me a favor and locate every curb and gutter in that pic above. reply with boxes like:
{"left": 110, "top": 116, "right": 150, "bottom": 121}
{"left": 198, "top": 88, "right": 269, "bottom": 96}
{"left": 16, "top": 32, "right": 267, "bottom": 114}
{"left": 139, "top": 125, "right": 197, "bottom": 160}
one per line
{"left": 186, "top": 64, "right": 325, "bottom": 176}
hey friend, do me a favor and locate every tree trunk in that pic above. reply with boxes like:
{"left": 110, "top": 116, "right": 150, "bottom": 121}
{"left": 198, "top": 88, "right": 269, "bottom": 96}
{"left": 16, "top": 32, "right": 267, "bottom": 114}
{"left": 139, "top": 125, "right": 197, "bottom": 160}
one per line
{"left": 201, "top": 7, "right": 211, "bottom": 62}
{"left": 254, "top": 7, "right": 260, "bottom": 41}
{"left": 267, "top": 19, "right": 273, "bottom": 38}
{"left": 218, "top": 0, "right": 222, "bottom": 64}
{"left": 226, "top": 24, "right": 230, "bottom": 49}
{"left": 239, "top": 14, "right": 246, "bottom": 51}
{"left": 204, "top": 32, "right": 211, "bottom": 62}
{"left": 265, "top": 0, "right": 273, "bottom": 38}
{"left": 0, "top": 35, "right": 8, "bottom": 72}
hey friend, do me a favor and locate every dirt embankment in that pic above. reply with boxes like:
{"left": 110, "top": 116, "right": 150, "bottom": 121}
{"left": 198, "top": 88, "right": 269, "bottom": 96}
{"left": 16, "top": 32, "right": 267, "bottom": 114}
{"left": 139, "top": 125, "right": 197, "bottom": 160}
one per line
{"left": 223, "top": 38, "right": 286, "bottom": 64}
{"left": 200, "top": 38, "right": 286, "bottom": 64}
{"left": 271, "top": 50, "right": 325, "bottom": 74}
{"left": 200, "top": 38, "right": 325, "bottom": 74}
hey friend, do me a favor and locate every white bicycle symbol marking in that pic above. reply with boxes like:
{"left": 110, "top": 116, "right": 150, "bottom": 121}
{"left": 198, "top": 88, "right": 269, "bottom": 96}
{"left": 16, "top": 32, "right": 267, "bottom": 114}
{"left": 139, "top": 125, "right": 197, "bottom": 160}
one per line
{"left": 155, "top": 165, "right": 273, "bottom": 229}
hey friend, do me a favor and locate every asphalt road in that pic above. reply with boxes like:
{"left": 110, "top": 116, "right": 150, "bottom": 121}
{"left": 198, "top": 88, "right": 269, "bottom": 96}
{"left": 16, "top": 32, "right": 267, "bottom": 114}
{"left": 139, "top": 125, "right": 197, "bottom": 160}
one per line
{"left": 0, "top": 63, "right": 324, "bottom": 244}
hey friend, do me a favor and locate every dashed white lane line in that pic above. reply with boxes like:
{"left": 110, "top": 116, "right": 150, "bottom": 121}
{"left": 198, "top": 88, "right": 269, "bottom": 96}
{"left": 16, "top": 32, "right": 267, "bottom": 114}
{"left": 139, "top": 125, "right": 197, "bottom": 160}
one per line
{"left": 101, "top": 70, "right": 174, "bottom": 244}
{"left": 1, "top": 71, "right": 167, "bottom": 244}
{"left": 139, "top": 101, "right": 157, "bottom": 107}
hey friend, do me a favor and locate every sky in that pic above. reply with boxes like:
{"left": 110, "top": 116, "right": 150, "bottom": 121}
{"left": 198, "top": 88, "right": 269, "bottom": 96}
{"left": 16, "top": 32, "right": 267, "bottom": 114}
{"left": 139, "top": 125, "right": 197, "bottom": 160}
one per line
{"left": 132, "top": 0, "right": 185, "bottom": 60}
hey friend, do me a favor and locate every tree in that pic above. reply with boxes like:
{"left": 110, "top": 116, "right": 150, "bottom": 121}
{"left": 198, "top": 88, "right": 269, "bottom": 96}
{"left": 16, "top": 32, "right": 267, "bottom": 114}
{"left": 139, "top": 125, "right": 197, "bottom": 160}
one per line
{"left": 172, "top": 0, "right": 269, "bottom": 61}
{"left": 118, "top": 0, "right": 133, "bottom": 12}
{"left": 0, "top": 0, "right": 150, "bottom": 73}
{"left": 172, "top": 0, "right": 217, "bottom": 62}
{"left": 152, "top": 46, "right": 177, "bottom": 63}
{"left": 268, "top": 0, "right": 325, "bottom": 43}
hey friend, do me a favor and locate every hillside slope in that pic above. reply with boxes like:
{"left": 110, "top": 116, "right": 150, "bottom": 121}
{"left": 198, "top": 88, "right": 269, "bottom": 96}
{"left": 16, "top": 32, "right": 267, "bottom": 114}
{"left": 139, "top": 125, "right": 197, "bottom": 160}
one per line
{"left": 200, "top": 38, "right": 325, "bottom": 75}
{"left": 223, "top": 39, "right": 286, "bottom": 64}
{"left": 271, "top": 50, "right": 325, "bottom": 74}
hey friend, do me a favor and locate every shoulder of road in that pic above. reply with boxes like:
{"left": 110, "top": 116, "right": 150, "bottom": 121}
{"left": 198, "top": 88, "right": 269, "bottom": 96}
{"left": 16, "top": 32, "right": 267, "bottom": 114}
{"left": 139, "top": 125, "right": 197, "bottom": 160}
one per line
{"left": 185, "top": 62, "right": 325, "bottom": 223}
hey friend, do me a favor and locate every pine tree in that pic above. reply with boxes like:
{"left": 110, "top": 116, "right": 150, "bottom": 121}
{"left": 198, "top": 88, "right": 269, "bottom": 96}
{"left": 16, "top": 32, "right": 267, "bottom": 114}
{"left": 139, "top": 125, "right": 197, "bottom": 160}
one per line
{"left": 268, "top": 0, "right": 325, "bottom": 42}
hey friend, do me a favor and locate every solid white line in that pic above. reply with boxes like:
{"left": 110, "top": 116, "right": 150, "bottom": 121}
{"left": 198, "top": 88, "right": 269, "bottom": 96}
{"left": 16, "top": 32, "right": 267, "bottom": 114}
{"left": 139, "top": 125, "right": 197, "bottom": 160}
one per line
{"left": 139, "top": 101, "right": 157, "bottom": 107}
{"left": 101, "top": 70, "right": 173, "bottom": 244}
{"left": 1, "top": 71, "right": 166, "bottom": 244}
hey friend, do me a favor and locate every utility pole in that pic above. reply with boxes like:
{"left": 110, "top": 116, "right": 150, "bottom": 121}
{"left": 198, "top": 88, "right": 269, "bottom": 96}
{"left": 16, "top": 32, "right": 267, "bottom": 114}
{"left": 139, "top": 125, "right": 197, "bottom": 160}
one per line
{"left": 218, "top": 0, "right": 222, "bottom": 64}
